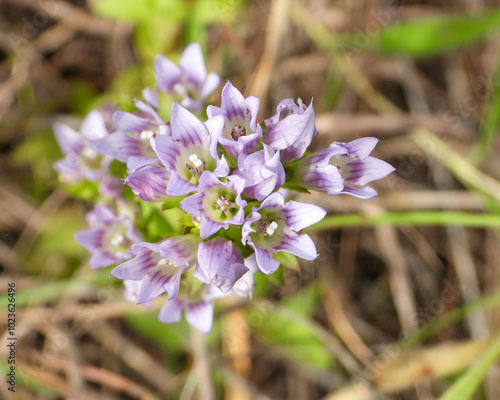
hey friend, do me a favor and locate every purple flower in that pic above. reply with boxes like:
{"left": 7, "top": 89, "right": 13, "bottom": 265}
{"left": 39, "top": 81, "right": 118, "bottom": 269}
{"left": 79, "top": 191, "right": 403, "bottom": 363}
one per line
{"left": 207, "top": 81, "right": 262, "bottom": 161}
{"left": 110, "top": 237, "right": 198, "bottom": 303}
{"left": 235, "top": 143, "right": 285, "bottom": 201}
{"left": 54, "top": 110, "right": 112, "bottom": 183}
{"left": 75, "top": 204, "right": 142, "bottom": 269}
{"left": 242, "top": 193, "right": 326, "bottom": 274}
{"left": 158, "top": 284, "right": 226, "bottom": 334}
{"left": 124, "top": 164, "right": 170, "bottom": 202}
{"left": 263, "top": 98, "right": 317, "bottom": 165}
{"left": 154, "top": 43, "right": 220, "bottom": 112}
{"left": 93, "top": 110, "right": 170, "bottom": 173}
{"left": 179, "top": 171, "right": 246, "bottom": 238}
{"left": 193, "top": 238, "right": 248, "bottom": 294}
{"left": 152, "top": 103, "right": 228, "bottom": 196}
{"left": 292, "top": 137, "right": 395, "bottom": 199}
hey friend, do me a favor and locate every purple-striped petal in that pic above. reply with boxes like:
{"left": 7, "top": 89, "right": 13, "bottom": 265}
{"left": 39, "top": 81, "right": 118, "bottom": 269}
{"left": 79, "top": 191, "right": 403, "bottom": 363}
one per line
{"left": 283, "top": 201, "right": 327, "bottom": 232}
{"left": 155, "top": 54, "right": 182, "bottom": 92}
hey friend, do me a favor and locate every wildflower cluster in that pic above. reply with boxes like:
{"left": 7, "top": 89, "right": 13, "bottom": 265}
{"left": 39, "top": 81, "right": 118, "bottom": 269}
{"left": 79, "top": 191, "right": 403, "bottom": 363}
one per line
{"left": 54, "top": 43, "right": 394, "bottom": 333}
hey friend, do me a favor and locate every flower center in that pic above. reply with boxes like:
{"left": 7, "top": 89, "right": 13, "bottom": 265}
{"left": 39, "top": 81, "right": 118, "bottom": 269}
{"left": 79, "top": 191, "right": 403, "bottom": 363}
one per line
{"left": 257, "top": 220, "right": 279, "bottom": 236}
{"left": 186, "top": 153, "right": 206, "bottom": 179}
{"left": 82, "top": 145, "right": 98, "bottom": 159}
{"left": 140, "top": 130, "right": 156, "bottom": 141}
{"left": 231, "top": 125, "right": 247, "bottom": 140}
{"left": 108, "top": 232, "right": 133, "bottom": 253}
{"left": 203, "top": 186, "right": 239, "bottom": 223}
{"left": 158, "top": 257, "right": 173, "bottom": 267}
{"left": 214, "top": 195, "right": 231, "bottom": 212}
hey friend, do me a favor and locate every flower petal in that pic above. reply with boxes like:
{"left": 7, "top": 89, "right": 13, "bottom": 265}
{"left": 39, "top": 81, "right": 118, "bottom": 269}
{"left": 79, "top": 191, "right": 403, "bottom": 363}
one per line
{"left": 185, "top": 301, "right": 213, "bottom": 334}
{"left": 284, "top": 201, "right": 326, "bottom": 232}
{"left": 276, "top": 233, "right": 318, "bottom": 261}
{"left": 158, "top": 298, "right": 183, "bottom": 324}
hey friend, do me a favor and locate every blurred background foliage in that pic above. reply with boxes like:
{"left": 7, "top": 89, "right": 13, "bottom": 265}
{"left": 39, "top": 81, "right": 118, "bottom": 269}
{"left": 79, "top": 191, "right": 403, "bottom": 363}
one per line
{"left": 1, "top": 0, "right": 500, "bottom": 399}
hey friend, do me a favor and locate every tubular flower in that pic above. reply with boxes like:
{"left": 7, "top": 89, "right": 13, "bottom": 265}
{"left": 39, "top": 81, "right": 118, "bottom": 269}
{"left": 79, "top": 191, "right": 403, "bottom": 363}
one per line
{"left": 292, "top": 137, "right": 396, "bottom": 198}
{"left": 193, "top": 237, "right": 248, "bottom": 294}
{"left": 74, "top": 204, "right": 142, "bottom": 269}
{"left": 242, "top": 193, "right": 326, "bottom": 274}
{"left": 53, "top": 110, "right": 112, "bottom": 183}
{"left": 235, "top": 143, "right": 285, "bottom": 201}
{"left": 179, "top": 171, "right": 246, "bottom": 238}
{"left": 152, "top": 103, "right": 228, "bottom": 196}
{"left": 110, "top": 237, "right": 198, "bottom": 303}
{"left": 154, "top": 43, "right": 220, "bottom": 112}
{"left": 263, "top": 98, "right": 317, "bottom": 165}
{"left": 207, "top": 81, "right": 262, "bottom": 161}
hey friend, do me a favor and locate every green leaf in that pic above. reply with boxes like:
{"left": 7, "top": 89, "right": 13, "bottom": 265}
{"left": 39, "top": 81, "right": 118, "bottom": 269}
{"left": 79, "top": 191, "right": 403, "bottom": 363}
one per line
{"left": 91, "top": 0, "right": 186, "bottom": 23}
{"left": 273, "top": 251, "right": 299, "bottom": 270}
{"left": 251, "top": 297, "right": 334, "bottom": 370}
{"left": 161, "top": 196, "right": 186, "bottom": 210}
{"left": 437, "top": 334, "right": 500, "bottom": 400}
{"left": 376, "top": 11, "right": 500, "bottom": 57}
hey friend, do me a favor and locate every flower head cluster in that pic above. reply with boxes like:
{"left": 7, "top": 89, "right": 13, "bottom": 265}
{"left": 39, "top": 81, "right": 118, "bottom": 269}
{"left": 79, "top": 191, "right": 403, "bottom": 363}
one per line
{"left": 54, "top": 44, "right": 394, "bottom": 333}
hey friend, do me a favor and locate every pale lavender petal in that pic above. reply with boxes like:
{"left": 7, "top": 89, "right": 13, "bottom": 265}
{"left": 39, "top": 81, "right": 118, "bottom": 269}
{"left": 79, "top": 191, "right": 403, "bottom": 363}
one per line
{"left": 200, "top": 216, "right": 224, "bottom": 238}
{"left": 339, "top": 137, "right": 379, "bottom": 160}
{"left": 152, "top": 135, "right": 179, "bottom": 171}
{"left": 74, "top": 228, "right": 104, "bottom": 252}
{"left": 254, "top": 246, "right": 280, "bottom": 274}
{"left": 171, "top": 103, "right": 205, "bottom": 147}
{"left": 126, "top": 156, "right": 160, "bottom": 174}
{"left": 284, "top": 201, "right": 327, "bottom": 232}
{"left": 347, "top": 157, "right": 396, "bottom": 186}
{"left": 155, "top": 54, "right": 182, "bottom": 92}
{"left": 89, "top": 251, "right": 118, "bottom": 269}
{"left": 185, "top": 301, "right": 213, "bottom": 334}
{"left": 259, "top": 192, "right": 285, "bottom": 209}
{"left": 245, "top": 96, "right": 260, "bottom": 131}
{"left": 276, "top": 233, "right": 318, "bottom": 261}
{"left": 221, "top": 81, "right": 246, "bottom": 120}
{"left": 110, "top": 247, "right": 157, "bottom": 280}
{"left": 166, "top": 172, "right": 197, "bottom": 196}
{"left": 79, "top": 110, "right": 108, "bottom": 141}
{"left": 143, "top": 88, "right": 159, "bottom": 109}
{"left": 213, "top": 155, "right": 230, "bottom": 178}
{"left": 53, "top": 123, "right": 81, "bottom": 154}
{"left": 158, "top": 298, "right": 183, "bottom": 324}
{"left": 198, "top": 170, "right": 222, "bottom": 188}
{"left": 200, "top": 72, "right": 220, "bottom": 100}
{"left": 113, "top": 111, "right": 153, "bottom": 134}
{"left": 205, "top": 114, "right": 225, "bottom": 159}
{"left": 133, "top": 99, "right": 165, "bottom": 124}
{"left": 164, "top": 265, "right": 190, "bottom": 299}
{"left": 341, "top": 184, "right": 379, "bottom": 199}
{"left": 137, "top": 271, "right": 169, "bottom": 304}
{"left": 179, "top": 191, "right": 205, "bottom": 215}
{"left": 93, "top": 132, "right": 146, "bottom": 163}
{"left": 179, "top": 43, "right": 206, "bottom": 87}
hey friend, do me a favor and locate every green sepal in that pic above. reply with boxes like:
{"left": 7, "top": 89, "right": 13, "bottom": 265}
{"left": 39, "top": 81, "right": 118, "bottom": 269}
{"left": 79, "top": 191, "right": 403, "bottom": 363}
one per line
{"left": 161, "top": 195, "right": 186, "bottom": 210}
